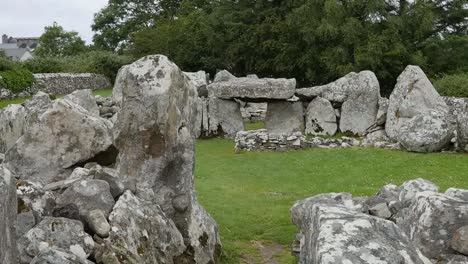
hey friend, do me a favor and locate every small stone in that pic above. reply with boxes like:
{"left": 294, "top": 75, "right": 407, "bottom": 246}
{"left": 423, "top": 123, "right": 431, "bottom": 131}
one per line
{"left": 369, "top": 202, "right": 392, "bottom": 219}
{"left": 86, "top": 209, "right": 111, "bottom": 238}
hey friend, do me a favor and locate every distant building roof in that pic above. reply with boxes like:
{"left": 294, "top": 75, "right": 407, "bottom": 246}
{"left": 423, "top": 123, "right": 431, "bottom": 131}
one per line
{"left": 0, "top": 44, "right": 33, "bottom": 61}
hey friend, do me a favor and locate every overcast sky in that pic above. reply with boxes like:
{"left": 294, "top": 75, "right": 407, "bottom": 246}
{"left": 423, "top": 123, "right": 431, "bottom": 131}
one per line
{"left": 0, "top": 0, "right": 108, "bottom": 44}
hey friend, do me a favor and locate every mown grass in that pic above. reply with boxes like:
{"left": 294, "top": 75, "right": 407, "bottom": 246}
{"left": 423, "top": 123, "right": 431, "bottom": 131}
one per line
{"left": 0, "top": 88, "right": 113, "bottom": 109}
{"left": 244, "top": 121, "right": 265, "bottom": 131}
{"left": 194, "top": 139, "right": 468, "bottom": 263}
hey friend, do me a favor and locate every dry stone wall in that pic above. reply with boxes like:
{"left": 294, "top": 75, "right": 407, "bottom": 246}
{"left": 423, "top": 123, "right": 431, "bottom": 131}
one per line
{"left": 0, "top": 73, "right": 111, "bottom": 100}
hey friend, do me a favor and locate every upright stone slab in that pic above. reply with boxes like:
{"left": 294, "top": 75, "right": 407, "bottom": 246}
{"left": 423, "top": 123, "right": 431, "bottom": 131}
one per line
{"left": 0, "top": 104, "right": 27, "bottom": 153}
{"left": 386, "top": 65, "right": 449, "bottom": 141}
{"left": 305, "top": 97, "right": 337, "bottom": 136}
{"left": 111, "top": 64, "right": 130, "bottom": 106}
{"left": 113, "top": 55, "right": 221, "bottom": 263}
{"left": 184, "top": 70, "right": 208, "bottom": 97}
{"left": 207, "top": 97, "right": 244, "bottom": 138}
{"left": 208, "top": 77, "right": 296, "bottom": 100}
{"left": 265, "top": 101, "right": 304, "bottom": 134}
{"left": 0, "top": 165, "right": 17, "bottom": 264}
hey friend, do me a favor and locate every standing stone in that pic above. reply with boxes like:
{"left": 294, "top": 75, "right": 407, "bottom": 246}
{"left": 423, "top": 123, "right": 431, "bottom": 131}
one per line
{"left": 207, "top": 97, "right": 244, "bottom": 138}
{"left": 0, "top": 165, "right": 17, "bottom": 264}
{"left": 63, "top": 89, "right": 100, "bottom": 116}
{"left": 386, "top": 65, "right": 449, "bottom": 141}
{"left": 456, "top": 112, "right": 468, "bottom": 152}
{"left": 5, "top": 99, "right": 113, "bottom": 185}
{"left": 208, "top": 77, "right": 296, "bottom": 100}
{"left": 376, "top": 97, "right": 389, "bottom": 126}
{"left": 398, "top": 110, "right": 453, "bottom": 152}
{"left": 184, "top": 70, "right": 208, "bottom": 97}
{"left": 113, "top": 55, "right": 221, "bottom": 263}
{"left": 265, "top": 101, "right": 304, "bottom": 134}
{"left": 110, "top": 64, "right": 129, "bottom": 106}
{"left": 305, "top": 97, "right": 337, "bottom": 136}
{"left": 339, "top": 71, "right": 381, "bottom": 135}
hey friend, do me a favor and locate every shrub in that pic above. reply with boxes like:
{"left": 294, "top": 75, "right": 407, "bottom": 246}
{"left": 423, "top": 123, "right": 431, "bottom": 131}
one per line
{"left": 22, "top": 57, "right": 66, "bottom": 73}
{"left": 433, "top": 73, "right": 468, "bottom": 98}
{"left": 0, "top": 67, "right": 35, "bottom": 93}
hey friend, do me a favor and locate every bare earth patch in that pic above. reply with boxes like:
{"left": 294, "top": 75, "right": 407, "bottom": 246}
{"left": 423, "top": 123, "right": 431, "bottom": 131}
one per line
{"left": 240, "top": 241, "right": 289, "bottom": 264}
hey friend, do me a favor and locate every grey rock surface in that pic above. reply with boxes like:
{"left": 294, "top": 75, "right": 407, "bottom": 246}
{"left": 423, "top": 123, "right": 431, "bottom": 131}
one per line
{"left": 265, "top": 101, "right": 304, "bottom": 134}
{"left": 113, "top": 55, "right": 221, "bottom": 263}
{"left": 451, "top": 226, "right": 468, "bottom": 255}
{"left": 5, "top": 99, "right": 113, "bottom": 185}
{"left": 86, "top": 209, "right": 110, "bottom": 238}
{"left": 0, "top": 165, "right": 18, "bottom": 264}
{"left": 213, "top": 70, "right": 236, "bottom": 83}
{"left": 30, "top": 248, "right": 92, "bottom": 264}
{"left": 94, "top": 190, "right": 185, "bottom": 264}
{"left": 445, "top": 188, "right": 468, "bottom": 202}
{"left": 63, "top": 89, "right": 100, "bottom": 116}
{"left": 397, "top": 192, "right": 468, "bottom": 258}
{"left": 18, "top": 217, "right": 94, "bottom": 263}
{"left": 397, "top": 110, "right": 453, "bottom": 152}
{"left": 208, "top": 76, "right": 296, "bottom": 100}
{"left": 398, "top": 178, "right": 439, "bottom": 203}
{"left": 456, "top": 112, "right": 468, "bottom": 152}
{"left": 0, "top": 104, "right": 27, "bottom": 153}
{"left": 386, "top": 66, "right": 449, "bottom": 141}
{"left": 305, "top": 97, "right": 337, "bottom": 136}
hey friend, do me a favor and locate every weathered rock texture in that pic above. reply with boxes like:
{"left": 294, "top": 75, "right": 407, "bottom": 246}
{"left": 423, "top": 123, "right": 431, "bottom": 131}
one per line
{"left": 305, "top": 97, "right": 337, "bottom": 136}
{"left": 113, "top": 55, "right": 221, "bottom": 263}
{"left": 205, "top": 97, "right": 244, "bottom": 138}
{"left": 265, "top": 101, "right": 304, "bottom": 134}
{"left": 63, "top": 89, "right": 100, "bottom": 116}
{"left": 5, "top": 99, "right": 113, "bottom": 185}
{"left": 184, "top": 70, "right": 208, "bottom": 97}
{"left": 0, "top": 104, "right": 27, "bottom": 153}
{"left": 386, "top": 66, "right": 449, "bottom": 142}
{"left": 208, "top": 76, "right": 296, "bottom": 100}
{"left": 0, "top": 165, "right": 17, "bottom": 264}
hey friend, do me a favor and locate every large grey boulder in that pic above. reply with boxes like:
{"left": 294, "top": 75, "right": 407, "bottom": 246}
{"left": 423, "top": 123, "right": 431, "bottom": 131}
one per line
{"left": 396, "top": 192, "right": 468, "bottom": 258}
{"left": 208, "top": 76, "right": 296, "bottom": 100}
{"left": 207, "top": 97, "right": 244, "bottom": 138}
{"left": 0, "top": 104, "right": 27, "bottom": 153}
{"left": 295, "top": 203, "right": 430, "bottom": 264}
{"left": 386, "top": 66, "right": 449, "bottom": 141}
{"left": 94, "top": 190, "right": 185, "bottom": 263}
{"left": 113, "top": 55, "right": 221, "bottom": 263}
{"left": 397, "top": 110, "right": 453, "bottom": 152}
{"left": 23, "top": 91, "right": 53, "bottom": 124}
{"left": 110, "top": 64, "right": 129, "bottom": 106}
{"left": 340, "top": 71, "right": 381, "bottom": 135}
{"left": 56, "top": 179, "right": 115, "bottom": 220}
{"left": 213, "top": 69, "right": 236, "bottom": 83}
{"left": 305, "top": 97, "right": 337, "bottom": 136}
{"left": 5, "top": 99, "right": 113, "bottom": 185}
{"left": 63, "top": 89, "right": 99, "bottom": 116}
{"left": 0, "top": 165, "right": 18, "bottom": 264}
{"left": 265, "top": 101, "right": 304, "bottom": 134}
{"left": 18, "top": 217, "right": 94, "bottom": 263}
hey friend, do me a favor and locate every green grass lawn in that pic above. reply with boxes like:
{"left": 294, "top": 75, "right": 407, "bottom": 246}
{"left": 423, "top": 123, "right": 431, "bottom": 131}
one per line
{"left": 194, "top": 139, "right": 468, "bottom": 263}
{"left": 0, "top": 88, "right": 113, "bottom": 109}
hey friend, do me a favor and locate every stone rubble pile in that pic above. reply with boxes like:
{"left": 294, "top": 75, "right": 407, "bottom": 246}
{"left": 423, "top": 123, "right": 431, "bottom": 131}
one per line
{"left": 291, "top": 178, "right": 468, "bottom": 264}
{"left": 0, "top": 55, "right": 221, "bottom": 264}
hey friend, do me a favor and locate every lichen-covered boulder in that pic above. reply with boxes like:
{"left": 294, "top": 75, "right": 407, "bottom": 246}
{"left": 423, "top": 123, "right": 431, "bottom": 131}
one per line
{"left": 113, "top": 55, "right": 221, "bottom": 263}
{"left": 397, "top": 110, "right": 453, "bottom": 152}
{"left": 207, "top": 97, "right": 244, "bottom": 138}
{"left": 295, "top": 203, "right": 430, "bottom": 264}
{"left": 0, "top": 165, "right": 17, "bottom": 264}
{"left": 396, "top": 192, "right": 468, "bottom": 258}
{"left": 397, "top": 178, "right": 439, "bottom": 203}
{"left": 110, "top": 64, "right": 129, "bottom": 106}
{"left": 63, "top": 89, "right": 100, "bottom": 116}
{"left": 456, "top": 112, "right": 468, "bottom": 152}
{"left": 5, "top": 99, "right": 113, "bottom": 185}
{"left": 30, "top": 248, "right": 93, "bottom": 264}
{"left": 0, "top": 104, "right": 27, "bottom": 153}
{"left": 184, "top": 70, "right": 208, "bottom": 97}
{"left": 265, "top": 101, "right": 304, "bottom": 134}
{"left": 94, "top": 190, "right": 185, "bottom": 263}
{"left": 18, "top": 217, "right": 94, "bottom": 263}
{"left": 305, "top": 97, "right": 337, "bottom": 136}
{"left": 208, "top": 76, "right": 296, "bottom": 100}
{"left": 386, "top": 66, "right": 449, "bottom": 141}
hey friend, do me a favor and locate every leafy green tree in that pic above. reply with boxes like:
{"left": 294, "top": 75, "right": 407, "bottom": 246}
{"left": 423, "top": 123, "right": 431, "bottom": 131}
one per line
{"left": 35, "top": 22, "right": 87, "bottom": 57}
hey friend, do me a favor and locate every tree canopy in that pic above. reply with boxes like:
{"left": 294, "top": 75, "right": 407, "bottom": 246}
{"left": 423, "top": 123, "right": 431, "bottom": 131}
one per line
{"left": 35, "top": 22, "right": 87, "bottom": 57}
{"left": 93, "top": 0, "right": 468, "bottom": 95}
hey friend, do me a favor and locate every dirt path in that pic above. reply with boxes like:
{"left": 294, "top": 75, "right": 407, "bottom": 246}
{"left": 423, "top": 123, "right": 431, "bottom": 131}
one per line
{"left": 239, "top": 241, "right": 290, "bottom": 264}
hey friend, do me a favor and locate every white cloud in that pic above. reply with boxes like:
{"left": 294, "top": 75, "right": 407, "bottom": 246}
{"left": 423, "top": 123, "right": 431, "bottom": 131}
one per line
{"left": 0, "top": 0, "right": 108, "bottom": 43}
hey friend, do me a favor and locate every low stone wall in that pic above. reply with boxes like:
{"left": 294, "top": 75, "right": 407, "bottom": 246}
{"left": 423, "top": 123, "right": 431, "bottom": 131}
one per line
{"left": 0, "top": 73, "right": 111, "bottom": 100}
{"left": 235, "top": 129, "right": 368, "bottom": 151}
